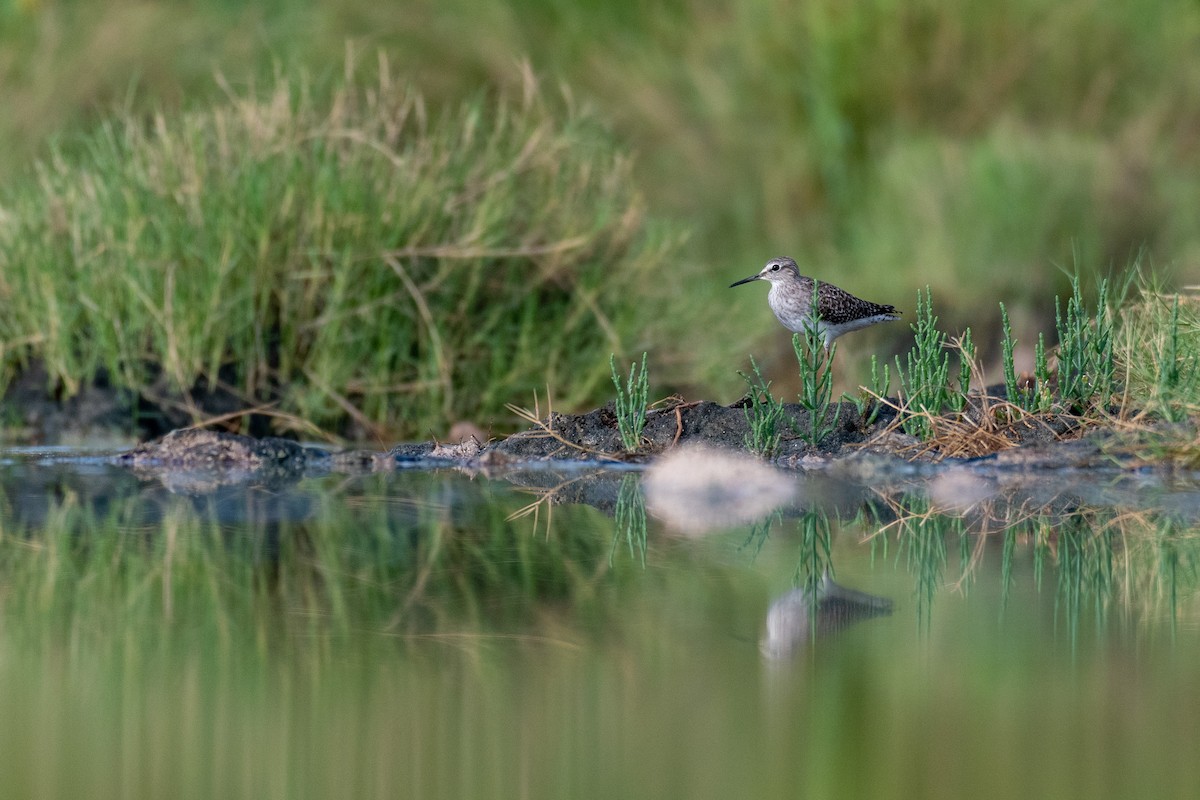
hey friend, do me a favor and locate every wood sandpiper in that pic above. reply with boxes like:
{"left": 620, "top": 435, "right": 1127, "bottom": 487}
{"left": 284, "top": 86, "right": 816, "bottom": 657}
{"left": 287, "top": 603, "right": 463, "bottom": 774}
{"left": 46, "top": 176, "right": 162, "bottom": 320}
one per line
{"left": 730, "top": 256, "right": 901, "bottom": 350}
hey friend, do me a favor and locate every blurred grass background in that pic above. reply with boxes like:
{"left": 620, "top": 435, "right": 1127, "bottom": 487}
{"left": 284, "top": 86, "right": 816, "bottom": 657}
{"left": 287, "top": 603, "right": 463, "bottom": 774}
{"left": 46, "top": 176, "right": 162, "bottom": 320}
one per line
{"left": 2, "top": 0, "right": 1200, "bottom": 438}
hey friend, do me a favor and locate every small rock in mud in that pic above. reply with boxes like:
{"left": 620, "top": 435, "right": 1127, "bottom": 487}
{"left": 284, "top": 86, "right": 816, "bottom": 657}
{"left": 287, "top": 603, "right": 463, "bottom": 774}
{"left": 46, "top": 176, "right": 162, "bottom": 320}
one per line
{"left": 430, "top": 436, "right": 484, "bottom": 460}
{"left": 447, "top": 421, "right": 489, "bottom": 446}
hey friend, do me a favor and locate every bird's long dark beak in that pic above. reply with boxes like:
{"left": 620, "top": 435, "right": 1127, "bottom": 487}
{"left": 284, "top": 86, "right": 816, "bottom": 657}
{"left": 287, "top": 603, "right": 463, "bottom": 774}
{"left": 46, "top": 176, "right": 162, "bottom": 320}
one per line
{"left": 729, "top": 273, "right": 761, "bottom": 288}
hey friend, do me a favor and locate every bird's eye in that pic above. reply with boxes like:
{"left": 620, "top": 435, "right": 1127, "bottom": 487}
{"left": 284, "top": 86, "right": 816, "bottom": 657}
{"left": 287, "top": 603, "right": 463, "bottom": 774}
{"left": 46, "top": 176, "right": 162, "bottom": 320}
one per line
{"left": 770, "top": 264, "right": 780, "bottom": 272}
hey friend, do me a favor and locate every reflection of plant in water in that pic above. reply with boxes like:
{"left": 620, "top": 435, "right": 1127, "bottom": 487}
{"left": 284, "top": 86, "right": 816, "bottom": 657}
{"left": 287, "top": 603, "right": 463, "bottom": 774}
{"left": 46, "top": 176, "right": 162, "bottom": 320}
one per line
{"left": 1123, "top": 512, "right": 1200, "bottom": 636}
{"left": 611, "top": 473, "right": 648, "bottom": 567}
{"left": 738, "top": 511, "right": 780, "bottom": 561}
{"left": 878, "top": 495, "right": 953, "bottom": 629}
{"left": 1033, "top": 509, "right": 1200, "bottom": 646}
{"left": 0, "top": 480, "right": 621, "bottom": 645}
{"left": 1156, "top": 519, "right": 1187, "bottom": 632}
{"left": 794, "top": 510, "right": 834, "bottom": 593}
{"left": 871, "top": 485, "right": 1200, "bottom": 641}
{"left": 1050, "top": 513, "right": 1116, "bottom": 646}
{"left": 506, "top": 472, "right": 593, "bottom": 538}
{"left": 507, "top": 470, "right": 649, "bottom": 568}
{"left": 1000, "top": 526, "right": 1019, "bottom": 611}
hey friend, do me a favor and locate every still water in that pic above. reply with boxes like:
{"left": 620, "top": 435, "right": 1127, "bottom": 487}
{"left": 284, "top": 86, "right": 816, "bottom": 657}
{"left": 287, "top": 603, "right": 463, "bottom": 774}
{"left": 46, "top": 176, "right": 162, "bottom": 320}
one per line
{"left": 0, "top": 449, "right": 1198, "bottom": 799}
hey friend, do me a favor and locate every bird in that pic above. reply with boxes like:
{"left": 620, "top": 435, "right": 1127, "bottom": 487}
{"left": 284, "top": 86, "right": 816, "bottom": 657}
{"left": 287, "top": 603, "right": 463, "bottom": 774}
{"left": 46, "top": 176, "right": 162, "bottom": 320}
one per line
{"left": 730, "top": 256, "right": 901, "bottom": 350}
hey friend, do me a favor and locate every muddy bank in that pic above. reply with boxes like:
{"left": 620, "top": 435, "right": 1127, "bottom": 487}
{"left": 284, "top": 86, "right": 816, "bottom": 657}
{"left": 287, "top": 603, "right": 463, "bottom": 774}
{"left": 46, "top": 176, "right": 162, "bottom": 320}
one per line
{"left": 107, "top": 394, "right": 1153, "bottom": 489}
{"left": 484, "top": 395, "right": 1088, "bottom": 465}
{"left": 1, "top": 357, "right": 1128, "bottom": 475}
{"left": 1, "top": 359, "right": 1072, "bottom": 460}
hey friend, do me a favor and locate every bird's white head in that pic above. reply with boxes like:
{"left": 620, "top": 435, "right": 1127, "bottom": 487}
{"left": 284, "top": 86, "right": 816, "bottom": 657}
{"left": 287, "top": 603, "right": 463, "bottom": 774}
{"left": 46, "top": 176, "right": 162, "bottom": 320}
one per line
{"left": 729, "top": 256, "right": 800, "bottom": 288}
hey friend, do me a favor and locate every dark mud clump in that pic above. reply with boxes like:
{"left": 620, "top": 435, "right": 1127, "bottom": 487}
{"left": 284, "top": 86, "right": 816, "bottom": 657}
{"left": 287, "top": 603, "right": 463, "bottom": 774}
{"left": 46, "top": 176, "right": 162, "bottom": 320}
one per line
{"left": 116, "top": 429, "right": 321, "bottom": 470}
{"left": 112, "top": 428, "right": 493, "bottom": 493}
{"left": 112, "top": 429, "right": 328, "bottom": 493}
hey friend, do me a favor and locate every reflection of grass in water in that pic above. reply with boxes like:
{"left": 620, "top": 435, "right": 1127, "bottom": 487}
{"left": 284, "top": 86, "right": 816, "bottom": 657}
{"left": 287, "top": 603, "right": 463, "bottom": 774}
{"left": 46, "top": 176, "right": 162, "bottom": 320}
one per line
{"left": 0, "top": 497, "right": 598, "bottom": 798}
{"left": 1127, "top": 513, "right": 1200, "bottom": 638}
{"left": 871, "top": 494, "right": 951, "bottom": 627}
{"left": 1157, "top": 520, "right": 1184, "bottom": 634}
{"left": 1045, "top": 510, "right": 1200, "bottom": 647}
{"left": 1054, "top": 514, "right": 1115, "bottom": 650}
{"left": 610, "top": 473, "right": 647, "bottom": 567}
{"left": 0, "top": 475, "right": 667, "bottom": 797}
{"left": 0, "top": 481, "right": 616, "bottom": 652}
{"left": 794, "top": 510, "right": 834, "bottom": 593}
{"left": 901, "top": 502, "right": 951, "bottom": 630}
{"left": 1001, "top": 526, "right": 1018, "bottom": 614}
{"left": 738, "top": 511, "right": 779, "bottom": 561}
{"left": 873, "top": 491, "right": 1200, "bottom": 642}
{"left": 7, "top": 472, "right": 1200, "bottom": 796}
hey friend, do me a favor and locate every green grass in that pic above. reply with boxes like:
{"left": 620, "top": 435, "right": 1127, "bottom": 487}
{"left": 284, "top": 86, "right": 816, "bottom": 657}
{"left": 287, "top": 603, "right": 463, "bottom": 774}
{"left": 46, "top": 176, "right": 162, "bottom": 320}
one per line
{"left": 953, "top": 327, "right": 974, "bottom": 412}
{"left": 792, "top": 328, "right": 840, "bottom": 447}
{"left": 859, "top": 354, "right": 892, "bottom": 425}
{"left": 738, "top": 355, "right": 786, "bottom": 458}
{"left": 876, "top": 262, "right": 1127, "bottom": 447}
{"left": 997, "top": 270, "right": 1117, "bottom": 416}
{"left": 1115, "top": 272, "right": 1200, "bottom": 427}
{"left": 999, "top": 302, "right": 1029, "bottom": 410}
{"left": 0, "top": 65, "right": 677, "bottom": 438}
{"left": 892, "top": 288, "right": 967, "bottom": 439}
{"left": 1150, "top": 296, "right": 1199, "bottom": 424}
{"left": 1055, "top": 271, "right": 1116, "bottom": 412}
{"left": 610, "top": 352, "right": 651, "bottom": 452}
{"left": 5, "top": 0, "right": 1200, "bottom": 399}
{"left": 807, "top": 259, "right": 1200, "bottom": 454}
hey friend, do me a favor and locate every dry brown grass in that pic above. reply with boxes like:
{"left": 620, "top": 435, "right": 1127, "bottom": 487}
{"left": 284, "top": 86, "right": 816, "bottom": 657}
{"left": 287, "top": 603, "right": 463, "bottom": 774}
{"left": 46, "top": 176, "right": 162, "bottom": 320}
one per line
{"left": 867, "top": 393, "right": 1023, "bottom": 460}
{"left": 504, "top": 390, "right": 621, "bottom": 462}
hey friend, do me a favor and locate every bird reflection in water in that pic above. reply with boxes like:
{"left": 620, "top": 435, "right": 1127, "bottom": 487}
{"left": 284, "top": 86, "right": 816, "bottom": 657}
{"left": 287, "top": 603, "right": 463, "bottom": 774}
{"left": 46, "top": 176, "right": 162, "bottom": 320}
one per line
{"left": 761, "top": 573, "right": 893, "bottom": 659}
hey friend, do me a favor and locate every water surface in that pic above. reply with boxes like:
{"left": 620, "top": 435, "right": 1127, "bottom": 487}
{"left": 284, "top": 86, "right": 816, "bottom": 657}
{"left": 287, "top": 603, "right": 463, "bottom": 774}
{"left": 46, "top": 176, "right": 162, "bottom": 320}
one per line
{"left": 0, "top": 451, "right": 1197, "bottom": 799}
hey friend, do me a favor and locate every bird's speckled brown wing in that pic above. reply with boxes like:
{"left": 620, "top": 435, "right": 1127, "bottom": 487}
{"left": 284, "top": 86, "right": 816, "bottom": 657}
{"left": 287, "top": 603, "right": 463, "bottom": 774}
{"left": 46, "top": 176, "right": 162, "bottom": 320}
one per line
{"left": 815, "top": 281, "right": 900, "bottom": 325}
